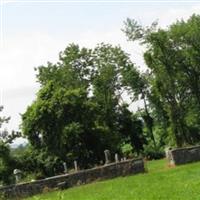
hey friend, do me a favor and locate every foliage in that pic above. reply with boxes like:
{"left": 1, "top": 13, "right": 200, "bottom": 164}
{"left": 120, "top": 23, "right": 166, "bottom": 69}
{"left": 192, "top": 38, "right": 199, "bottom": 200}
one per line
{"left": 17, "top": 14, "right": 200, "bottom": 180}
{"left": 118, "top": 104, "right": 146, "bottom": 155}
{"left": 123, "top": 14, "right": 200, "bottom": 147}
{"left": 21, "top": 43, "right": 145, "bottom": 174}
{"left": 0, "top": 141, "right": 15, "bottom": 185}
{"left": 143, "top": 142, "right": 165, "bottom": 160}
{"left": 0, "top": 107, "right": 19, "bottom": 185}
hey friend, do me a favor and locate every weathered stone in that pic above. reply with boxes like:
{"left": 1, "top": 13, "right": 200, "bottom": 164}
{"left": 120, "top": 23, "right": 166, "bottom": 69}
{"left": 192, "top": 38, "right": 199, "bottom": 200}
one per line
{"left": 63, "top": 162, "right": 68, "bottom": 174}
{"left": 13, "top": 169, "right": 22, "bottom": 183}
{"left": 57, "top": 181, "right": 68, "bottom": 190}
{"left": 74, "top": 161, "right": 78, "bottom": 172}
{"left": 167, "top": 145, "right": 200, "bottom": 165}
{"left": 115, "top": 153, "right": 119, "bottom": 163}
{"left": 0, "top": 158, "right": 145, "bottom": 199}
{"left": 104, "top": 149, "right": 111, "bottom": 165}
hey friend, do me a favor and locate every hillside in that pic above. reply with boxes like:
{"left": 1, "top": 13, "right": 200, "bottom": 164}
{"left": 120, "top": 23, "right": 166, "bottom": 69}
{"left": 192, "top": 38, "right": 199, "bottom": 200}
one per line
{"left": 24, "top": 159, "right": 200, "bottom": 200}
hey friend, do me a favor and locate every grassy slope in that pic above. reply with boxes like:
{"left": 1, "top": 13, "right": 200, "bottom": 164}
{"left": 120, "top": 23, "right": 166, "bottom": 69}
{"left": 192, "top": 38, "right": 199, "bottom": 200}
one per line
{"left": 25, "top": 159, "right": 200, "bottom": 200}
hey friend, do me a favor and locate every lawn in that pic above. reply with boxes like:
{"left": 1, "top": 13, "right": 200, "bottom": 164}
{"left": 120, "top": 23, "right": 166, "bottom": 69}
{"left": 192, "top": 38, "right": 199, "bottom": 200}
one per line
{"left": 25, "top": 159, "right": 200, "bottom": 200}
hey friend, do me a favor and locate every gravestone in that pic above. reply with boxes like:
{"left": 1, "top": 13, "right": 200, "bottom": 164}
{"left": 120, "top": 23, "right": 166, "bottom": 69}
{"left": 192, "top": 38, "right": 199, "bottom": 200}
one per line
{"left": 13, "top": 169, "right": 22, "bottom": 183}
{"left": 165, "top": 147, "right": 174, "bottom": 165}
{"left": 63, "top": 162, "right": 68, "bottom": 174}
{"left": 115, "top": 153, "right": 119, "bottom": 163}
{"left": 104, "top": 149, "right": 111, "bottom": 165}
{"left": 74, "top": 161, "right": 78, "bottom": 172}
{"left": 1, "top": 158, "right": 145, "bottom": 199}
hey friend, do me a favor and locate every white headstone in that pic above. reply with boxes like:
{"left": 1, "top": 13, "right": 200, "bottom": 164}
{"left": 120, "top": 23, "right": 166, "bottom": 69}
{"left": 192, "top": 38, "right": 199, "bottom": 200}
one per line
{"left": 63, "top": 162, "right": 68, "bottom": 173}
{"left": 115, "top": 153, "right": 119, "bottom": 163}
{"left": 74, "top": 161, "right": 78, "bottom": 172}
{"left": 13, "top": 169, "right": 22, "bottom": 183}
{"left": 104, "top": 149, "right": 111, "bottom": 165}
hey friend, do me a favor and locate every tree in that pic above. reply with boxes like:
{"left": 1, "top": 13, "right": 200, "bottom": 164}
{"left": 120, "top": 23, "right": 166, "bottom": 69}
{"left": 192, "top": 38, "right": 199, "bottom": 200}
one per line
{"left": 22, "top": 43, "right": 145, "bottom": 170}
{"left": 22, "top": 86, "right": 101, "bottom": 168}
{"left": 123, "top": 15, "right": 200, "bottom": 147}
{"left": 117, "top": 104, "right": 146, "bottom": 155}
{"left": 121, "top": 66, "right": 157, "bottom": 148}
{"left": 0, "top": 106, "right": 19, "bottom": 185}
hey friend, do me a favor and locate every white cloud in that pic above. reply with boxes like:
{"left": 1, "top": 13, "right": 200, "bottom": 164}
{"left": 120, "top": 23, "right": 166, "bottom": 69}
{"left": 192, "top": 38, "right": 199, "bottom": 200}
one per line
{"left": 0, "top": 32, "right": 66, "bottom": 133}
{"left": 148, "top": 4, "right": 200, "bottom": 28}
{"left": 1, "top": 3, "right": 200, "bottom": 146}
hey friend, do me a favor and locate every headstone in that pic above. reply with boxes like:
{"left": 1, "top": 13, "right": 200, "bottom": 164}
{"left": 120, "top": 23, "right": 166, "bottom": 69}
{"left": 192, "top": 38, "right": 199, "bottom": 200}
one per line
{"left": 13, "top": 169, "right": 22, "bottom": 183}
{"left": 165, "top": 147, "right": 172, "bottom": 160}
{"left": 74, "top": 161, "right": 78, "bottom": 172}
{"left": 63, "top": 162, "right": 68, "bottom": 174}
{"left": 104, "top": 149, "right": 111, "bottom": 165}
{"left": 115, "top": 153, "right": 119, "bottom": 163}
{"left": 165, "top": 147, "right": 174, "bottom": 165}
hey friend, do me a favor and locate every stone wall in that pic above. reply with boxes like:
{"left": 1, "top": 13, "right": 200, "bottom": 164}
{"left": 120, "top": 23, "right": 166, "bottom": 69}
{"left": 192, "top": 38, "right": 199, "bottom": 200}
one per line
{"left": 166, "top": 145, "right": 200, "bottom": 165}
{"left": 0, "top": 158, "right": 145, "bottom": 199}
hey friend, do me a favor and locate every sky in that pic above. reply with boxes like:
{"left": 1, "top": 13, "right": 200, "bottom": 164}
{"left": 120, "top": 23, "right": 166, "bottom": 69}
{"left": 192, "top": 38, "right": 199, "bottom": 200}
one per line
{"left": 0, "top": 0, "right": 200, "bottom": 145}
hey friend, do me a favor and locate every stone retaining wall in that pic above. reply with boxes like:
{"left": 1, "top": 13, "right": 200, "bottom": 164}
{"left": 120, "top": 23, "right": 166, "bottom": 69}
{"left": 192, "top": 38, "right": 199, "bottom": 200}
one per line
{"left": 0, "top": 158, "right": 145, "bottom": 199}
{"left": 166, "top": 145, "right": 200, "bottom": 165}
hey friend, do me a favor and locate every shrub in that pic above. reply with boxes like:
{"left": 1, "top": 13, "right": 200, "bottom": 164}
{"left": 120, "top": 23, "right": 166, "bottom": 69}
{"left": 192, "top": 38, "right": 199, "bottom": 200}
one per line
{"left": 143, "top": 143, "right": 165, "bottom": 160}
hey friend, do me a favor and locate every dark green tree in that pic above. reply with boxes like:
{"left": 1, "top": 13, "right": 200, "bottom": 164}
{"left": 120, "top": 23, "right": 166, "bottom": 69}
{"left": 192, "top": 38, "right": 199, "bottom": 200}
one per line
{"left": 0, "top": 106, "right": 19, "bottom": 185}
{"left": 123, "top": 15, "right": 200, "bottom": 147}
{"left": 117, "top": 104, "right": 146, "bottom": 155}
{"left": 22, "top": 43, "right": 145, "bottom": 170}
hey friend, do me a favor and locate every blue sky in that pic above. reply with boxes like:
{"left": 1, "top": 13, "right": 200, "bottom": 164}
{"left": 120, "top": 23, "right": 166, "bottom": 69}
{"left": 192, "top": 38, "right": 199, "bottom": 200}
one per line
{"left": 0, "top": 1, "right": 200, "bottom": 145}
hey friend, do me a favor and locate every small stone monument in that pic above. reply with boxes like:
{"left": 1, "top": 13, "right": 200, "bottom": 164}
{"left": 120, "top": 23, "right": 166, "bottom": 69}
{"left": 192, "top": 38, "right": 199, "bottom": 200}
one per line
{"left": 104, "top": 149, "right": 111, "bottom": 165}
{"left": 13, "top": 169, "right": 22, "bottom": 183}
{"left": 74, "top": 161, "right": 78, "bottom": 172}
{"left": 165, "top": 147, "right": 174, "bottom": 166}
{"left": 165, "top": 147, "right": 172, "bottom": 160}
{"left": 115, "top": 153, "right": 119, "bottom": 163}
{"left": 63, "top": 162, "right": 68, "bottom": 174}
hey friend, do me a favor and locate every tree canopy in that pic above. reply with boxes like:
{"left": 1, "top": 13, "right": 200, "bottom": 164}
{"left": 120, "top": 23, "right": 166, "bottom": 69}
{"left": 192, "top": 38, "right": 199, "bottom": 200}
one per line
{"left": 123, "top": 14, "right": 200, "bottom": 147}
{"left": 22, "top": 44, "right": 145, "bottom": 170}
{"left": 14, "top": 14, "right": 200, "bottom": 181}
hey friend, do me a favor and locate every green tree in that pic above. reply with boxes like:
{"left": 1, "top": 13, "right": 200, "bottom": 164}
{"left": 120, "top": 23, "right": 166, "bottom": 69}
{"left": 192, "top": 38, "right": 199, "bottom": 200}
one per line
{"left": 123, "top": 15, "right": 200, "bottom": 147}
{"left": 0, "top": 106, "right": 19, "bottom": 185}
{"left": 22, "top": 43, "right": 148, "bottom": 170}
{"left": 118, "top": 104, "right": 146, "bottom": 155}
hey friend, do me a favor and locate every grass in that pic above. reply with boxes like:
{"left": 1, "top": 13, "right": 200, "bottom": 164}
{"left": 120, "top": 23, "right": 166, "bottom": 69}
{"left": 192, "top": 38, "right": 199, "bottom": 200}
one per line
{"left": 25, "top": 159, "right": 200, "bottom": 200}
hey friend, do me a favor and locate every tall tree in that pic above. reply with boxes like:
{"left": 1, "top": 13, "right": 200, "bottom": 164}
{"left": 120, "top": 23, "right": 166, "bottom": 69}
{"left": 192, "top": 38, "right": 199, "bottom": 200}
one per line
{"left": 22, "top": 43, "right": 144, "bottom": 169}
{"left": 123, "top": 15, "right": 200, "bottom": 147}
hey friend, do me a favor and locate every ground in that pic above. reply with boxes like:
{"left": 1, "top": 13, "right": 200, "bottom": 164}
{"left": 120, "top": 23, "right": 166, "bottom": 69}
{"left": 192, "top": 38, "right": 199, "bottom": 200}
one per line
{"left": 25, "top": 159, "right": 200, "bottom": 200}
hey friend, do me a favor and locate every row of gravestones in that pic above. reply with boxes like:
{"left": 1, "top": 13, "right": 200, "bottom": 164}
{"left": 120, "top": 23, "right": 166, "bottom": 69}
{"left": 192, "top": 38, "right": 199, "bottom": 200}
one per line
{"left": 12, "top": 146, "right": 200, "bottom": 184}
{"left": 13, "top": 149, "right": 128, "bottom": 184}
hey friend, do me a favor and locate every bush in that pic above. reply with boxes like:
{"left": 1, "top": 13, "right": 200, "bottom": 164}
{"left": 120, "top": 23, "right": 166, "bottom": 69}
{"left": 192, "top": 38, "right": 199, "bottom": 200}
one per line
{"left": 143, "top": 143, "right": 165, "bottom": 160}
{"left": 121, "top": 143, "right": 134, "bottom": 158}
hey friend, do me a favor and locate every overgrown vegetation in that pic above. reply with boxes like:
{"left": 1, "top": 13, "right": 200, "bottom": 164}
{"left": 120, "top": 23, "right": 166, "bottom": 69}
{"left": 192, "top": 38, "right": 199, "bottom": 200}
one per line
{"left": 0, "top": 107, "right": 21, "bottom": 185}
{"left": 1, "top": 14, "right": 200, "bottom": 185}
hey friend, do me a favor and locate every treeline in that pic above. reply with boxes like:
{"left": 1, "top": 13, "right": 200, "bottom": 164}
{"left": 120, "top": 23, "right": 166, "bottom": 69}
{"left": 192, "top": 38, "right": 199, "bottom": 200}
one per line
{"left": 1, "top": 14, "right": 200, "bottom": 185}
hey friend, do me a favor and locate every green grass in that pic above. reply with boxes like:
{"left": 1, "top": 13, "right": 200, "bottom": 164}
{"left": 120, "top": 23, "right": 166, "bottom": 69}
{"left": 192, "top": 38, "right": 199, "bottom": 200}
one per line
{"left": 25, "top": 159, "right": 200, "bottom": 200}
